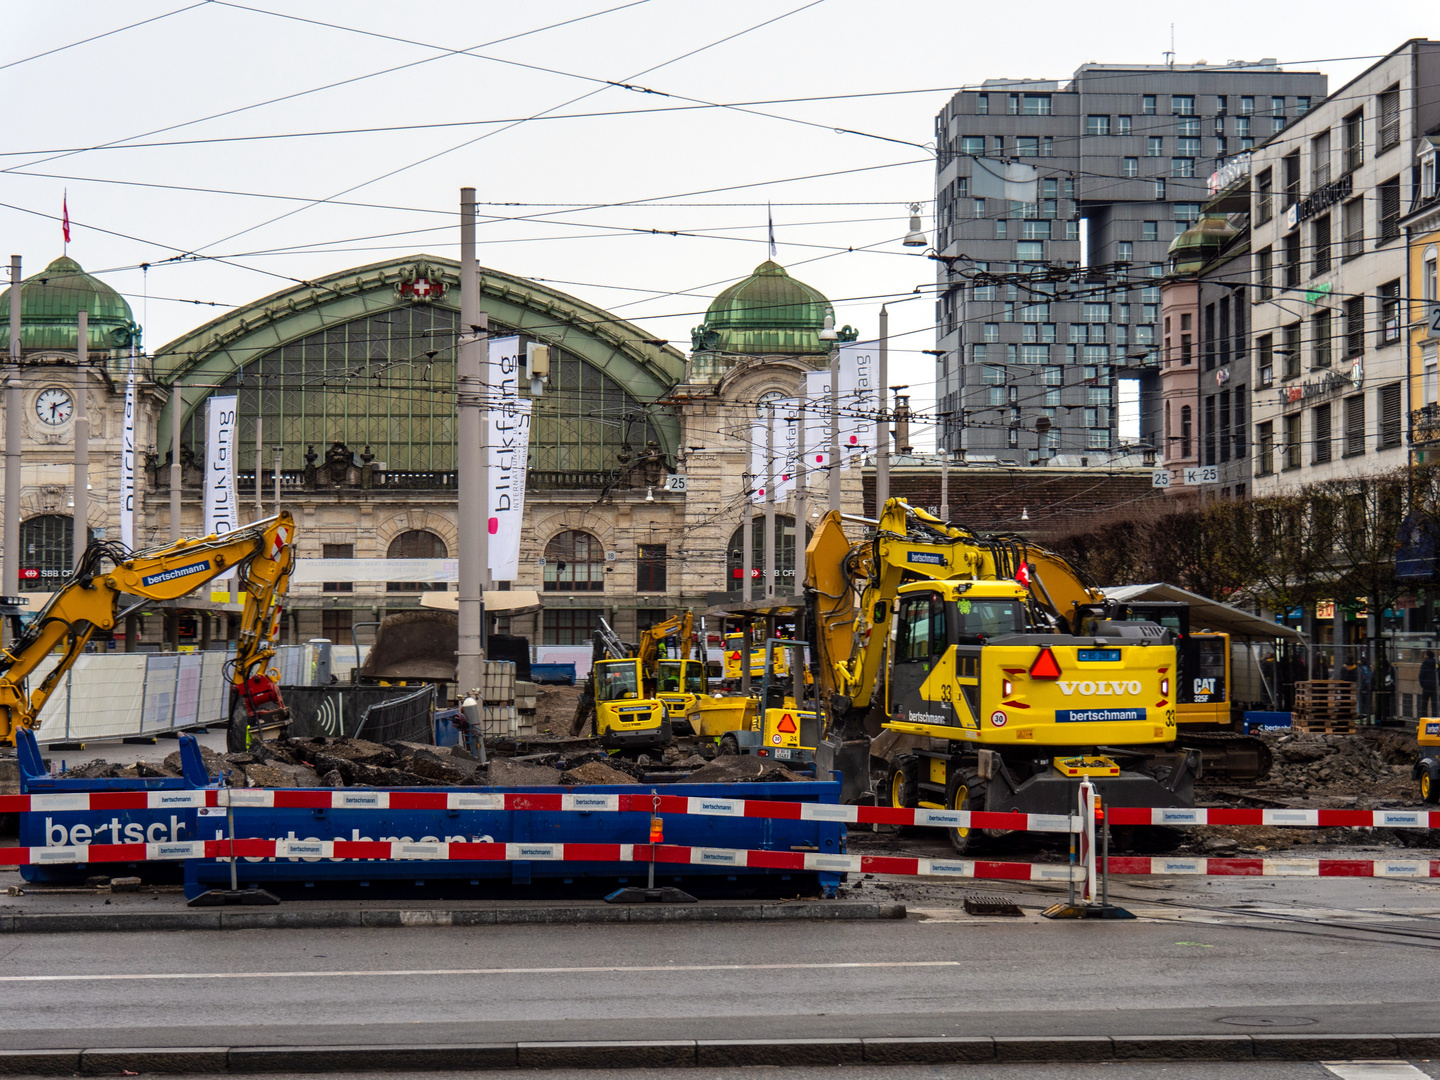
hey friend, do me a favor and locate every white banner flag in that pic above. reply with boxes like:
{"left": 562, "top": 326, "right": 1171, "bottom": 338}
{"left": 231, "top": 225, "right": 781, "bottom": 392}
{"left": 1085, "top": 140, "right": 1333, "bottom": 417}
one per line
{"left": 119, "top": 351, "right": 137, "bottom": 550}
{"left": 836, "top": 340, "right": 878, "bottom": 469}
{"left": 750, "top": 398, "right": 800, "bottom": 504}
{"left": 203, "top": 395, "right": 239, "bottom": 578}
{"left": 486, "top": 336, "right": 531, "bottom": 581}
{"left": 802, "top": 369, "right": 833, "bottom": 473}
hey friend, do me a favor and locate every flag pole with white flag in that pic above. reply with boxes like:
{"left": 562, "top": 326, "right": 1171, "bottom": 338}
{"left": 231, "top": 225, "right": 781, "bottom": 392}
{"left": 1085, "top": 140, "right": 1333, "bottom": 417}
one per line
{"left": 203, "top": 395, "right": 239, "bottom": 579}
{"left": 485, "top": 336, "right": 531, "bottom": 581}
{"left": 119, "top": 343, "right": 136, "bottom": 551}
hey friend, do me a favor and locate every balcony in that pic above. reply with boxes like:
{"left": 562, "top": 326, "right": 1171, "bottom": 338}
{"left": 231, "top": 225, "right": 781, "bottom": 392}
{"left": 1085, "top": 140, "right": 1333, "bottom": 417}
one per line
{"left": 1410, "top": 404, "right": 1440, "bottom": 448}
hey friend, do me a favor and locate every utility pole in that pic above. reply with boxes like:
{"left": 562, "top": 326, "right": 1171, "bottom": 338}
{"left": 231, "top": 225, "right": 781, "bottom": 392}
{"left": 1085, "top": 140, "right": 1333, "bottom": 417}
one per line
{"left": 254, "top": 417, "right": 263, "bottom": 516}
{"left": 939, "top": 411, "right": 952, "bottom": 522}
{"left": 5, "top": 256, "right": 21, "bottom": 600}
{"left": 764, "top": 403, "right": 776, "bottom": 600}
{"left": 456, "top": 187, "right": 484, "bottom": 699}
{"left": 169, "top": 381, "right": 182, "bottom": 542}
{"left": 73, "top": 310, "right": 88, "bottom": 565}
{"left": 793, "top": 402, "right": 806, "bottom": 592}
{"left": 741, "top": 473, "right": 754, "bottom": 601}
{"left": 272, "top": 446, "right": 283, "bottom": 511}
{"left": 828, "top": 349, "right": 841, "bottom": 512}
{"left": 876, "top": 305, "right": 889, "bottom": 513}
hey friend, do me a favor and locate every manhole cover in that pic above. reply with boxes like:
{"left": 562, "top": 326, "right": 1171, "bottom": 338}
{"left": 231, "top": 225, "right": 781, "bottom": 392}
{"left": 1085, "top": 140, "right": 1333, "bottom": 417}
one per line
{"left": 1219, "top": 1016, "right": 1317, "bottom": 1027}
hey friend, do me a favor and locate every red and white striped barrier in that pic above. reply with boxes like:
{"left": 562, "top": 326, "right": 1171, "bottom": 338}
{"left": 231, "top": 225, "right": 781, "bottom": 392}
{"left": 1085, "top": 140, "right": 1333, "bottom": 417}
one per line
{"left": 1106, "top": 807, "right": 1440, "bottom": 829}
{"left": 0, "top": 837, "right": 1082, "bottom": 882}
{"left": 1107, "top": 856, "right": 1440, "bottom": 878}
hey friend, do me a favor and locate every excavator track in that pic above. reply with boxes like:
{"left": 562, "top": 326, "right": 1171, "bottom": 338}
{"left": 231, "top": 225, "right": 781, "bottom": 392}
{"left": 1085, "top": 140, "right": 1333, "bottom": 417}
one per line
{"left": 1177, "top": 729, "right": 1273, "bottom": 782}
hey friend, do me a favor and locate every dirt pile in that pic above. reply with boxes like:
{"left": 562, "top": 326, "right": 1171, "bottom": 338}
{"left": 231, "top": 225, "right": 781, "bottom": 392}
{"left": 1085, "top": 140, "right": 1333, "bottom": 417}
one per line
{"left": 533, "top": 684, "right": 584, "bottom": 737}
{"left": 560, "top": 760, "right": 638, "bottom": 785}
{"left": 1206, "top": 729, "right": 1418, "bottom": 803}
{"left": 683, "top": 757, "right": 808, "bottom": 784}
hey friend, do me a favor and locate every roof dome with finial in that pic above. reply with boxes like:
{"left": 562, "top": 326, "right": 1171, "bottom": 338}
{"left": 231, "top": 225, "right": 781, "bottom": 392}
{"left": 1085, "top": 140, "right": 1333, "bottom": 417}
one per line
{"left": 0, "top": 255, "right": 139, "bottom": 355}
{"left": 1167, "top": 214, "right": 1240, "bottom": 275}
{"left": 690, "top": 261, "right": 854, "bottom": 355}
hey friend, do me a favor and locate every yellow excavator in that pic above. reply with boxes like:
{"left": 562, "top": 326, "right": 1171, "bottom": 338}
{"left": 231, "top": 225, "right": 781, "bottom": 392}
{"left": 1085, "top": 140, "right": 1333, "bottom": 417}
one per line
{"left": 805, "top": 499, "right": 1198, "bottom": 846}
{"left": 0, "top": 513, "right": 297, "bottom": 750}
{"left": 571, "top": 617, "right": 672, "bottom": 751}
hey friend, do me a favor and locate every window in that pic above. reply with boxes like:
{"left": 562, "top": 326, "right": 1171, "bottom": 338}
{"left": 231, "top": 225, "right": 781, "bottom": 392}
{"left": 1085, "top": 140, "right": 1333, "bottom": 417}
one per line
{"left": 1426, "top": 247, "right": 1439, "bottom": 304}
{"left": 1142, "top": 221, "right": 1158, "bottom": 242}
{"left": 1008, "top": 93, "right": 1019, "bottom": 115}
{"left": 896, "top": 593, "right": 948, "bottom": 662}
{"left": 1180, "top": 405, "right": 1192, "bottom": 458}
{"left": 972, "top": 198, "right": 986, "bottom": 218}
{"left": 1344, "top": 109, "right": 1364, "bottom": 172}
{"left": 1044, "top": 366, "right": 1063, "bottom": 386}
{"left": 321, "top": 542, "right": 354, "bottom": 593}
{"left": 1379, "top": 382, "right": 1403, "bottom": 449}
{"left": 1178, "top": 136, "right": 1202, "bottom": 157}
{"left": 1311, "top": 130, "right": 1330, "bottom": 190}
{"left": 1257, "top": 333, "right": 1274, "bottom": 386}
{"left": 1313, "top": 402, "right": 1333, "bottom": 464}
{"left": 1180, "top": 333, "right": 1193, "bottom": 365}
{"left": 1172, "top": 95, "right": 1194, "bottom": 116}
{"left": 1257, "top": 420, "right": 1275, "bottom": 474}
{"left": 1284, "top": 413, "right": 1301, "bottom": 470}
{"left": 1312, "top": 215, "right": 1331, "bottom": 277}
{"left": 1153, "top": 179, "right": 1166, "bottom": 201}
{"left": 1019, "top": 301, "right": 1049, "bottom": 321}
{"left": 993, "top": 136, "right": 1004, "bottom": 153}
{"left": 1377, "top": 86, "right": 1400, "bottom": 152}
{"left": 982, "top": 364, "right": 1006, "bottom": 384}
{"left": 1298, "top": 96, "right": 1312, "bottom": 115}
{"left": 1083, "top": 303, "right": 1111, "bottom": 323}
{"left": 1378, "top": 176, "right": 1401, "bottom": 242}
{"left": 1175, "top": 203, "right": 1202, "bottom": 223}
{"left": 984, "top": 323, "right": 999, "bottom": 342}
{"left": 1236, "top": 116, "right": 1251, "bottom": 139}
{"left": 1284, "top": 323, "right": 1301, "bottom": 379}
{"left": 1172, "top": 157, "right": 1195, "bottom": 178}
{"left": 1016, "top": 241, "right": 1044, "bottom": 262}
{"left": 1346, "top": 295, "right": 1365, "bottom": 358}
{"left": 1143, "top": 94, "right": 1157, "bottom": 116}
{"left": 995, "top": 219, "right": 1007, "bottom": 239}
{"left": 975, "top": 93, "right": 988, "bottom": 115}
{"left": 1344, "top": 394, "right": 1365, "bottom": 457}
{"left": 1177, "top": 118, "right": 1201, "bottom": 138}
{"left": 1123, "top": 157, "right": 1139, "bottom": 177}
{"left": 1021, "top": 219, "right": 1051, "bottom": 240}
{"left": 986, "top": 385, "right": 1005, "bottom": 407}
{"left": 1117, "top": 240, "right": 1133, "bottom": 262}
{"left": 18, "top": 515, "right": 91, "bottom": 591}
{"left": 1256, "top": 168, "right": 1273, "bottom": 223}
{"left": 543, "top": 529, "right": 605, "bottom": 592}
{"left": 1065, "top": 219, "right": 1079, "bottom": 240}
{"left": 1022, "top": 94, "right": 1052, "bottom": 115}
{"left": 1284, "top": 151, "right": 1300, "bottom": 207}
{"left": 1234, "top": 389, "right": 1247, "bottom": 459}
{"left": 1219, "top": 390, "right": 1232, "bottom": 463}
{"left": 1017, "top": 136, "right": 1039, "bottom": 157}
{"left": 1343, "top": 197, "right": 1363, "bottom": 259}
{"left": 1118, "top": 115, "right": 1132, "bottom": 135}
{"left": 1147, "top": 136, "right": 1163, "bottom": 157}
{"left": 1020, "top": 344, "right": 1049, "bottom": 364}
{"left": 1086, "top": 115, "right": 1110, "bottom": 136}
{"left": 1271, "top": 96, "right": 1286, "bottom": 119}
{"left": 1284, "top": 230, "right": 1301, "bottom": 289}
{"left": 1312, "top": 310, "right": 1332, "bottom": 368}
{"left": 636, "top": 544, "right": 667, "bottom": 592}
{"left": 1215, "top": 115, "right": 1226, "bottom": 137}
{"left": 1204, "top": 397, "right": 1216, "bottom": 466}
{"left": 386, "top": 529, "right": 447, "bottom": 592}
{"left": 1380, "top": 280, "right": 1402, "bottom": 343}
{"left": 961, "top": 136, "right": 985, "bottom": 156}
{"left": 1428, "top": 344, "right": 1439, "bottom": 406}
{"left": 543, "top": 609, "right": 601, "bottom": 646}
{"left": 1240, "top": 96, "right": 1255, "bottom": 116}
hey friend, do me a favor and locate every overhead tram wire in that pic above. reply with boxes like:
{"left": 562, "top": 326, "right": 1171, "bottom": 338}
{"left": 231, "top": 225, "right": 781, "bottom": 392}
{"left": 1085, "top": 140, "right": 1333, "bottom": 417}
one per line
{"left": 0, "top": 0, "right": 658, "bottom": 177}
{"left": 0, "top": 2, "right": 210, "bottom": 73}
{"left": 185, "top": 0, "right": 834, "bottom": 256}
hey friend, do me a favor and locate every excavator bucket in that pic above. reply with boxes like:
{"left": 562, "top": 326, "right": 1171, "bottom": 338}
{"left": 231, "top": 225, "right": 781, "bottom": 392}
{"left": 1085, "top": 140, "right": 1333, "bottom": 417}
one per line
{"left": 359, "top": 610, "right": 459, "bottom": 680}
{"left": 804, "top": 510, "right": 857, "bottom": 696}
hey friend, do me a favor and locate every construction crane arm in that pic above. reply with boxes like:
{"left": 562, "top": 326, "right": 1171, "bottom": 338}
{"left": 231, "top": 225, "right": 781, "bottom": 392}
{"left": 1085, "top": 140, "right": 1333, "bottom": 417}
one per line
{"left": 0, "top": 513, "right": 296, "bottom": 745}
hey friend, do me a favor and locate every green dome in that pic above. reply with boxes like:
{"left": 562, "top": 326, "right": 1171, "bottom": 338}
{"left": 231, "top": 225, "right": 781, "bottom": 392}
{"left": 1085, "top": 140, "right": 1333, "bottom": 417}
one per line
{"left": 1167, "top": 214, "right": 1240, "bottom": 274}
{"left": 0, "top": 256, "right": 138, "bottom": 355}
{"left": 690, "top": 261, "right": 850, "bottom": 355}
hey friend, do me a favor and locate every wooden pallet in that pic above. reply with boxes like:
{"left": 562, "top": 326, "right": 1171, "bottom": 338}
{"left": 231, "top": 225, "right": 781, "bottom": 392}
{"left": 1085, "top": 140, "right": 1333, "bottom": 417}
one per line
{"left": 1292, "top": 716, "right": 1355, "bottom": 735}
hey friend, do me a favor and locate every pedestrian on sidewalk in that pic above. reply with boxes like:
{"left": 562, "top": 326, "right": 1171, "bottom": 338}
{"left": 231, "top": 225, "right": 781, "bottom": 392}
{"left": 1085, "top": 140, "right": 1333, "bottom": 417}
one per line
{"left": 1420, "top": 649, "right": 1438, "bottom": 718}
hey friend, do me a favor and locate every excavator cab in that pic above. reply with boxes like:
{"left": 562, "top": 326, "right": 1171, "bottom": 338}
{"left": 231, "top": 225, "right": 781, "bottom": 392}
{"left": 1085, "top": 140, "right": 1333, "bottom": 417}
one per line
{"left": 717, "top": 639, "right": 820, "bottom": 764}
{"left": 656, "top": 658, "right": 707, "bottom": 731}
{"left": 589, "top": 657, "right": 671, "bottom": 751}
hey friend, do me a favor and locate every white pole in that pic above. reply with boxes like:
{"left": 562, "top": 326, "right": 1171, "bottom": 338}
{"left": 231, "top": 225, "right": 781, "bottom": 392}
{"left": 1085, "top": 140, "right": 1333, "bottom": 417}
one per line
{"left": 742, "top": 479, "right": 754, "bottom": 601}
{"left": 876, "top": 305, "right": 889, "bottom": 512}
{"left": 828, "top": 350, "right": 841, "bottom": 512}
{"left": 169, "top": 380, "right": 182, "bottom": 543}
{"left": 457, "top": 187, "right": 484, "bottom": 697}
{"left": 794, "top": 402, "right": 806, "bottom": 590}
{"left": 73, "top": 309, "right": 88, "bottom": 566}
{"left": 255, "top": 417, "right": 263, "bottom": 516}
{"left": 940, "top": 414, "right": 951, "bottom": 521}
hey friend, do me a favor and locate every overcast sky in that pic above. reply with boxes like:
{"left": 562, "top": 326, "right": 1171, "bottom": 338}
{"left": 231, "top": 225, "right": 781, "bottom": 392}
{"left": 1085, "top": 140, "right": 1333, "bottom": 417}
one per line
{"left": 2, "top": 1, "right": 1430, "bottom": 449}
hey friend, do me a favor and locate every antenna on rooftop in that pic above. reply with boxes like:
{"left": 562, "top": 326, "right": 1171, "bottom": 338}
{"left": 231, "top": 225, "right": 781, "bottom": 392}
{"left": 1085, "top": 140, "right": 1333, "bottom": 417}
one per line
{"left": 1164, "top": 24, "right": 1175, "bottom": 68}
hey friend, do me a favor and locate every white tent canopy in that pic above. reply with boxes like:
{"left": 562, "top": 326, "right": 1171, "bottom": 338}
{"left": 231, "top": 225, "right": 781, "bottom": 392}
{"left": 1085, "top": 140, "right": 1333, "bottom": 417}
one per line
{"left": 1101, "top": 583, "right": 1303, "bottom": 641}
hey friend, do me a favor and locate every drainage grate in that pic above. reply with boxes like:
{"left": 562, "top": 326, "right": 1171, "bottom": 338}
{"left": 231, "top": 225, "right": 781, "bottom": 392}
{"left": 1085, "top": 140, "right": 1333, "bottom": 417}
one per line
{"left": 963, "top": 894, "right": 1024, "bottom": 917}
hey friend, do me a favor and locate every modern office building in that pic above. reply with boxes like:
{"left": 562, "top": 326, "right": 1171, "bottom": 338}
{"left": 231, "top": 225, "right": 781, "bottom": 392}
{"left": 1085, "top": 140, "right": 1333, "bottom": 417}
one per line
{"left": 933, "top": 60, "right": 1326, "bottom": 465}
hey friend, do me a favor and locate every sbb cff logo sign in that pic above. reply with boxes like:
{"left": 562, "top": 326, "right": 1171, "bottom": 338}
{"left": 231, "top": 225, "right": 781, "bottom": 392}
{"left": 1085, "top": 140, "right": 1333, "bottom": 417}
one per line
{"left": 19, "top": 569, "right": 39, "bottom": 580}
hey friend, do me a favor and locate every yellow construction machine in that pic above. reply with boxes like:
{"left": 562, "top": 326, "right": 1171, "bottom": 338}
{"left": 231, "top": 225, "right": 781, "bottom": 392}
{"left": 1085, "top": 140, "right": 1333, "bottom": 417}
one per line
{"left": 571, "top": 617, "right": 672, "bottom": 751}
{"left": 1415, "top": 717, "right": 1440, "bottom": 804}
{"left": 0, "top": 513, "right": 297, "bottom": 750}
{"left": 805, "top": 499, "right": 1198, "bottom": 846}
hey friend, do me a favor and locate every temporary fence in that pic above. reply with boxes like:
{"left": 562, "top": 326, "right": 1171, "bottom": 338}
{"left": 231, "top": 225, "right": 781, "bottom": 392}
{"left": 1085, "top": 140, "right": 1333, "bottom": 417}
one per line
{"left": 353, "top": 684, "right": 435, "bottom": 744}
{"left": 31, "top": 651, "right": 232, "bottom": 744}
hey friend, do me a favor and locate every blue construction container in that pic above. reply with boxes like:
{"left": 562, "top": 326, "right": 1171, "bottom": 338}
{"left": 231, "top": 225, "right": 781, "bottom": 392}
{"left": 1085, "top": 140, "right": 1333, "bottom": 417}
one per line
{"left": 530, "top": 662, "right": 577, "bottom": 685}
{"left": 1243, "top": 711, "right": 1293, "bottom": 732}
{"left": 16, "top": 732, "right": 845, "bottom": 900}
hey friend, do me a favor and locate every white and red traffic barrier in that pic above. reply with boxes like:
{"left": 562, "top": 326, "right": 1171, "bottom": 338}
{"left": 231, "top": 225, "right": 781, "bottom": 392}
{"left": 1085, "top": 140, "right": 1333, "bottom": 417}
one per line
{"left": 1107, "top": 856, "right": 1440, "bottom": 878}
{"left": 1106, "top": 806, "right": 1440, "bottom": 829}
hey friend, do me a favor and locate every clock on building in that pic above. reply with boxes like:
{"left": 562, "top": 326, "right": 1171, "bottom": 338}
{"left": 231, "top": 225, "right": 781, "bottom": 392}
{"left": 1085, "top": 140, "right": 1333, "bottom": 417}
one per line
{"left": 754, "top": 389, "right": 788, "bottom": 419}
{"left": 35, "top": 388, "right": 74, "bottom": 426}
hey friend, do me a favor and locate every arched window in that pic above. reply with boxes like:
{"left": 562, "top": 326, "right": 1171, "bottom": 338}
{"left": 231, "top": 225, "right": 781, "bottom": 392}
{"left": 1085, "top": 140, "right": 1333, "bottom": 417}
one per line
{"left": 726, "top": 515, "right": 806, "bottom": 600}
{"left": 544, "top": 530, "right": 605, "bottom": 592}
{"left": 386, "top": 529, "right": 447, "bottom": 593}
{"left": 1180, "top": 404, "right": 1193, "bottom": 459}
{"left": 20, "top": 515, "right": 90, "bottom": 590}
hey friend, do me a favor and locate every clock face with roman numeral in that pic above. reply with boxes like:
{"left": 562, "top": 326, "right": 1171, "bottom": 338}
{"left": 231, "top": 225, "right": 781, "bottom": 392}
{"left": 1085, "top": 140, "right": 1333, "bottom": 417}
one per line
{"left": 754, "top": 389, "right": 787, "bottom": 419}
{"left": 35, "top": 388, "right": 73, "bottom": 426}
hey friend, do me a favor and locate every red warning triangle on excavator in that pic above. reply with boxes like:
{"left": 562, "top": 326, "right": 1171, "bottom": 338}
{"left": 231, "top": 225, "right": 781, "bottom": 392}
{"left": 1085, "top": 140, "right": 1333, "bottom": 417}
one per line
{"left": 776, "top": 713, "right": 797, "bottom": 733}
{"left": 1029, "top": 646, "right": 1062, "bottom": 679}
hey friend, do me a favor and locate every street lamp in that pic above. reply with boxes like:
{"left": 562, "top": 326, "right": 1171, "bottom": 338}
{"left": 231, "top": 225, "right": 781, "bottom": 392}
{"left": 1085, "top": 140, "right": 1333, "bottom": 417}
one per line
{"left": 902, "top": 203, "right": 928, "bottom": 247}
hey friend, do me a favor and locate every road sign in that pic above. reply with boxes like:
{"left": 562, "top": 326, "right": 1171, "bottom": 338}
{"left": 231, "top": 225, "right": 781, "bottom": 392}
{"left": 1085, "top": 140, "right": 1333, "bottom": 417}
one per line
{"left": 1151, "top": 470, "right": 1171, "bottom": 488}
{"left": 663, "top": 475, "right": 687, "bottom": 492}
{"left": 1429, "top": 305, "right": 1440, "bottom": 334}
{"left": 1183, "top": 466, "right": 1219, "bottom": 485}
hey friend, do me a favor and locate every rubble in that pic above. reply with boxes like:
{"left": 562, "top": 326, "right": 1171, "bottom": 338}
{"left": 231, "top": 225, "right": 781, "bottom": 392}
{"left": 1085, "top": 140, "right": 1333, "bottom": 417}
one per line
{"left": 683, "top": 757, "right": 808, "bottom": 784}
{"left": 560, "top": 760, "right": 638, "bottom": 785}
{"left": 1203, "top": 729, "right": 1418, "bottom": 804}
{"left": 483, "top": 757, "right": 562, "bottom": 787}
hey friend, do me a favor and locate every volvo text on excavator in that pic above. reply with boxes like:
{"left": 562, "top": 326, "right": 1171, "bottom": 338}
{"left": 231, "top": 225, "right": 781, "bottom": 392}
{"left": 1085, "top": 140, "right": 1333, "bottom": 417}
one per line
{"left": 805, "top": 499, "right": 1199, "bottom": 848}
{"left": 0, "top": 513, "right": 297, "bottom": 751}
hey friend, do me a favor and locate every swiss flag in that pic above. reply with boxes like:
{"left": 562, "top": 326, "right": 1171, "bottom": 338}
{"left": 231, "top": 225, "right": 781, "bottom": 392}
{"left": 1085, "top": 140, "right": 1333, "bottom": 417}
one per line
{"left": 1015, "top": 561, "right": 1031, "bottom": 588}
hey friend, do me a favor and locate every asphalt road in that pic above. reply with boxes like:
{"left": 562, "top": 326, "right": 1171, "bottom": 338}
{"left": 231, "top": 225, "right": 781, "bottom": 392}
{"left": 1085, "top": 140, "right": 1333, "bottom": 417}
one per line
{"left": 88, "top": 1066, "right": 1440, "bottom": 1080}
{"left": 3, "top": 876, "right": 1439, "bottom": 1055}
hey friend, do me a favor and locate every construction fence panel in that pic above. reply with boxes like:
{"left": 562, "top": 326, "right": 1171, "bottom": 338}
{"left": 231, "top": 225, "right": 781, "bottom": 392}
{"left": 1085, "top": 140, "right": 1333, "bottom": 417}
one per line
{"left": 355, "top": 685, "right": 434, "bottom": 745}
{"left": 140, "top": 655, "right": 179, "bottom": 733}
{"left": 173, "top": 654, "right": 205, "bottom": 730}
{"left": 30, "top": 655, "right": 67, "bottom": 743}
{"left": 62, "top": 655, "right": 151, "bottom": 743}
{"left": 197, "top": 651, "right": 230, "bottom": 723}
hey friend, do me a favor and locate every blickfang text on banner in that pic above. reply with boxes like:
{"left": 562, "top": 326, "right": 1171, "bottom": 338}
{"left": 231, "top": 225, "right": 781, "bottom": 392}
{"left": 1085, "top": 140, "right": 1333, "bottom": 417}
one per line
{"left": 486, "top": 336, "right": 531, "bottom": 581}
{"left": 203, "top": 395, "right": 239, "bottom": 577}
{"left": 119, "top": 346, "right": 137, "bottom": 550}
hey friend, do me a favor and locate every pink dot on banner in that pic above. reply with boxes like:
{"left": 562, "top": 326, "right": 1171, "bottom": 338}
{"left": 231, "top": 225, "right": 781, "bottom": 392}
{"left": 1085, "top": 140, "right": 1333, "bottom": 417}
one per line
{"left": 487, "top": 518, "right": 499, "bottom": 534}
{"left": 781, "top": 474, "right": 790, "bottom": 481}
{"left": 849, "top": 435, "right": 858, "bottom": 445}
{"left": 815, "top": 455, "right": 824, "bottom": 463}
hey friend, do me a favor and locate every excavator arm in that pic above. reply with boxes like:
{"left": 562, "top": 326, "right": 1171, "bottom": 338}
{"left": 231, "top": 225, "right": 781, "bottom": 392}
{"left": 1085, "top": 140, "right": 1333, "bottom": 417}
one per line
{"left": 0, "top": 513, "right": 296, "bottom": 746}
{"left": 636, "top": 611, "right": 692, "bottom": 674}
